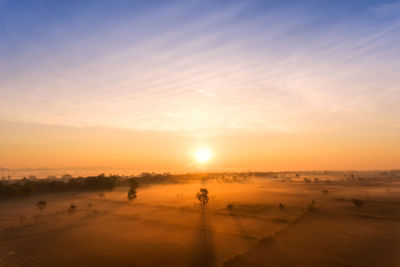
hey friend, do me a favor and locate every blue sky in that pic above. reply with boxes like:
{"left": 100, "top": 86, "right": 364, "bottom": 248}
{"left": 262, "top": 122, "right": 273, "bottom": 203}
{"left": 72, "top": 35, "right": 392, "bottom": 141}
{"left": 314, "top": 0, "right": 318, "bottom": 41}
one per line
{"left": 1, "top": 0, "right": 400, "bottom": 134}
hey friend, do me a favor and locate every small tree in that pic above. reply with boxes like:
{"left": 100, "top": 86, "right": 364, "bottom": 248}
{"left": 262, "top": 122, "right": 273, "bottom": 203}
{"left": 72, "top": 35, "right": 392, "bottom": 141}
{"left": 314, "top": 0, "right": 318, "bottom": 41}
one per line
{"left": 352, "top": 199, "right": 365, "bottom": 209}
{"left": 322, "top": 189, "right": 329, "bottom": 194}
{"left": 36, "top": 200, "right": 47, "bottom": 212}
{"left": 127, "top": 180, "right": 139, "bottom": 201}
{"left": 196, "top": 188, "right": 209, "bottom": 208}
{"left": 98, "top": 193, "right": 105, "bottom": 199}
{"left": 308, "top": 200, "right": 316, "bottom": 211}
{"left": 68, "top": 203, "right": 77, "bottom": 215}
{"left": 279, "top": 203, "right": 285, "bottom": 211}
{"left": 227, "top": 203, "right": 234, "bottom": 212}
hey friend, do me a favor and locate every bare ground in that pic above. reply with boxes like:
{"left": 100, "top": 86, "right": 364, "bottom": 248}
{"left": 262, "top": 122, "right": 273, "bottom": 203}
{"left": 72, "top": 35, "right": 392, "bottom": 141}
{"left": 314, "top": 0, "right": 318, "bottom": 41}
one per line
{"left": 1, "top": 177, "right": 399, "bottom": 266}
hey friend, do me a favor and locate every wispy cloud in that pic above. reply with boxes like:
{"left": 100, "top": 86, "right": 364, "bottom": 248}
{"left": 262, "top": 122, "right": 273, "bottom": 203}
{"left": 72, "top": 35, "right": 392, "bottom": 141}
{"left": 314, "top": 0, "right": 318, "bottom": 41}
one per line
{"left": 0, "top": 0, "right": 399, "bottom": 136}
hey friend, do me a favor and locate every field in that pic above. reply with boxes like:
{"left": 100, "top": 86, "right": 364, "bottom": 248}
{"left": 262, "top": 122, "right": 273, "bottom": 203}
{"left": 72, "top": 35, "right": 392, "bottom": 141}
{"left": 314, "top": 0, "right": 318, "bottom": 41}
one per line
{"left": 1, "top": 174, "right": 399, "bottom": 266}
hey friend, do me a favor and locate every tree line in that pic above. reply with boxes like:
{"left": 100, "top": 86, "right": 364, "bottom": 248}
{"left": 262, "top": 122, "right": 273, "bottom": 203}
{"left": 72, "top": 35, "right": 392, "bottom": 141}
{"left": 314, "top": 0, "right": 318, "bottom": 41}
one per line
{"left": 0, "top": 174, "right": 120, "bottom": 199}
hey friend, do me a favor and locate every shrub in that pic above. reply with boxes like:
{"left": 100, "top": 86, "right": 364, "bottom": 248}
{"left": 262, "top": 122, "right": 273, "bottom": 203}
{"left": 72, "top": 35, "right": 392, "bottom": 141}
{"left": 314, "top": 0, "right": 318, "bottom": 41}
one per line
{"left": 308, "top": 200, "right": 316, "bottom": 211}
{"left": 352, "top": 199, "right": 365, "bottom": 209}
{"left": 68, "top": 203, "right": 77, "bottom": 215}
{"left": 279, "top": 203, "right": 285, "bottom": 210}
{"left": 227, "top": 203, "right": 234, "bottom": 211}
{"left": 322, "top": 189, "right": 328, "bottom": 194}
{"left": 36, "top": 200, "right": 47, "bottom": 212}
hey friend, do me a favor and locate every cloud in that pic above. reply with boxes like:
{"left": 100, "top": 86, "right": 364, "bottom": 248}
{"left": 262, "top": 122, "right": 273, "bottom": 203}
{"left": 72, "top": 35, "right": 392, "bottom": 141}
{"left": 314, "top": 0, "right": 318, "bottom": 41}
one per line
{"left": 0, "top": 1, "right": 399, "bottom": 135}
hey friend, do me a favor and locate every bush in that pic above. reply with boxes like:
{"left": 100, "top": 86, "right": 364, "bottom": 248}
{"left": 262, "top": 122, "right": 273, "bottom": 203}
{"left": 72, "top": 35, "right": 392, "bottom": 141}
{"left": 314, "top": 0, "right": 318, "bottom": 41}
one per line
{"left": 307, "top": 200, "right": 316, "bottom": 211}
{"left": 36, "top": 200, "right": 47, "bottom": 212}
{"left": 227, "top": 203, "right": 234, "bottom": 211}
{"left": 279, "top": 203, "right": 285, "bottom": 210}
{"left": 352, "top": 199, "right": 365, "bottom": 209}
{"left": 68, "top": 203, "right": 77, "bottom": 215}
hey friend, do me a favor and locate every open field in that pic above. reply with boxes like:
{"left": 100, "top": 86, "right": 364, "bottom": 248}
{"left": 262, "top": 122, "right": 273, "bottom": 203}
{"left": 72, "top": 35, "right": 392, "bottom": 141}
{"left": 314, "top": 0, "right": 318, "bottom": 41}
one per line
{"left": 1, "top": 175, "right": 399, "bottom": 266}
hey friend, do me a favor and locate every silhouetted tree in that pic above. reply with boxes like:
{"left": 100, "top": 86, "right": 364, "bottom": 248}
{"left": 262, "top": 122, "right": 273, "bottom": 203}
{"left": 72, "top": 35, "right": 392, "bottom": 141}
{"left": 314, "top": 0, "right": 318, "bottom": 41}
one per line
{"left": 127, "top": 180, "right": 139, "bottom": 201}
{"left": 36, "top": 200, "right": 47, "bottom": 212}
{"left": 227, "top": 203, "right": 234, "bottom": 211}
{"left": 68, "top": 203, "right": 77, "bottom": 215}
{"left": 196, "top": 188, "right": 209, "bottom": 207}
{"left": 279, "top": 203, "right": 285, "bottom": 210}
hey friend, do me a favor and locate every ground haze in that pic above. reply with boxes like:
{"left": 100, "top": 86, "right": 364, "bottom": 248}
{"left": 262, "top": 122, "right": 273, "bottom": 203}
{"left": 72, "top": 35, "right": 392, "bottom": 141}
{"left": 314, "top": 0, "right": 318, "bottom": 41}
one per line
{"left": 1, "top": 172, "right": 399, "bottom": 266}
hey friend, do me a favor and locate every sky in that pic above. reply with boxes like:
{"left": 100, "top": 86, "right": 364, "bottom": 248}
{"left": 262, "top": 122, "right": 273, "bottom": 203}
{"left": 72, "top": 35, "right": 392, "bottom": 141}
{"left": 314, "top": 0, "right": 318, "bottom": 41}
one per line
{"left": 0, "top": 0, "right": 399, "bottom": 171}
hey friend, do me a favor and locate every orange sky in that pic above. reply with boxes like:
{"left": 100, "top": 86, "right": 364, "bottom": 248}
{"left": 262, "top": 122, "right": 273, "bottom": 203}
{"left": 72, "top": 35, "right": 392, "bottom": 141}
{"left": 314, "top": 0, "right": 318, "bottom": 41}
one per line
{"left": 1, "top": 121, "right": 399, "bottom": 171}
{"left": 1, "top": 1, "right": 400, "bottom": 171}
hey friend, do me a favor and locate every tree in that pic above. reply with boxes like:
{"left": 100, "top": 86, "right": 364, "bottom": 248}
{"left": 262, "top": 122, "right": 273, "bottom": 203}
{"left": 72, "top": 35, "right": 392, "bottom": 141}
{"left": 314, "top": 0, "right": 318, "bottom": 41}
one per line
{"left": 68, "top": 203, "right": 77, "bottom": 215}
{"left": 36, "top": 200, "right": 47, "bottom": 212}
{"left": 308, "top": 200, "right": 316, "bottom": 211}
{"left": 127, "top": 180, "right": 139, "bottom": 201}
{"left": 227, "top": 203, "right": 234, "bottom": 211}
{"left": 196, "top": 188, "right": 209, "bottom": 207}
{"left": 352, "top": 199, "right": 365, "bottom": 209}
{"left": 279, "top": 203, "right": 285, "bottom": 210}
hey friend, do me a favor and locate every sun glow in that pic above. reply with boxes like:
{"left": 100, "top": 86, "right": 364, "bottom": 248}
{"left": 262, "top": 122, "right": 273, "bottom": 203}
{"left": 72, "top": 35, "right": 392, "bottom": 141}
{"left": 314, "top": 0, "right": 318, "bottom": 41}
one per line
{"left": 195, "top": 148, "right": 212, "bottom": 164}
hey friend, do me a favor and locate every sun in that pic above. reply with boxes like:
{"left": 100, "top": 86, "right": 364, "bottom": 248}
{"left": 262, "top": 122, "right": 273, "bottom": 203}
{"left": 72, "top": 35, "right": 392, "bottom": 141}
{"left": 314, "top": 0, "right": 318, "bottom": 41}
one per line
{"left": 195, "top": 148, "right": 212, "bottom": 164}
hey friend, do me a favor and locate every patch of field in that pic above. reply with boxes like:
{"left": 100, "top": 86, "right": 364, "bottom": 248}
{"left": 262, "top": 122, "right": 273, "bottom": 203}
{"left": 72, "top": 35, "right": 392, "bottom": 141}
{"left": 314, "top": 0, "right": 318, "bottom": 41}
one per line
{"left": 1, "top": 177, "right": 399, "bottom": 266}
